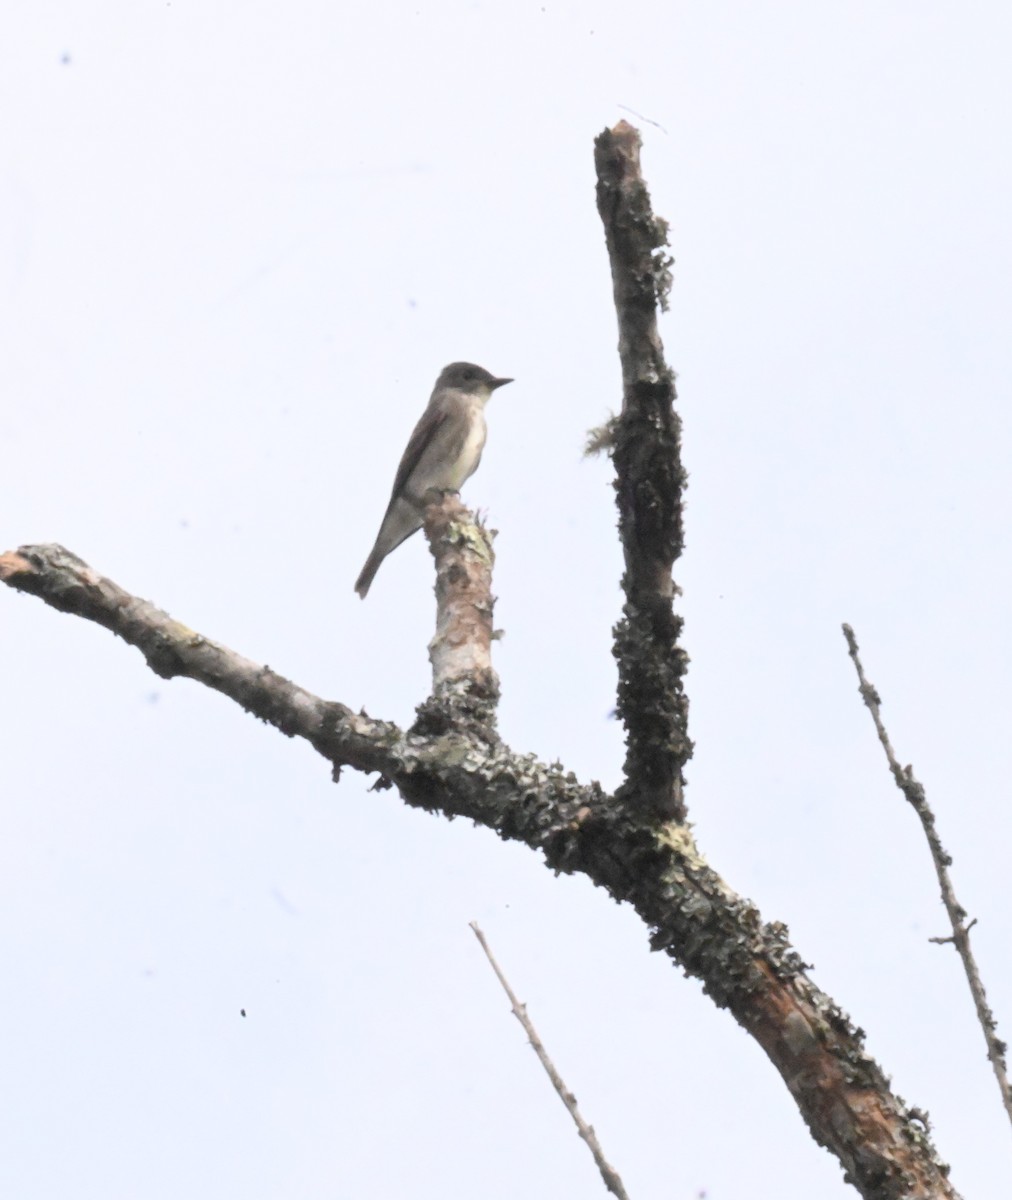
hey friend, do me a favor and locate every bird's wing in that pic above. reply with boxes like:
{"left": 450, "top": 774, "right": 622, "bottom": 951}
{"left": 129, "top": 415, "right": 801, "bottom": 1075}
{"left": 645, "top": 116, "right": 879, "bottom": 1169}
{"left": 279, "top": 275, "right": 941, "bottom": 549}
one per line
{"left": 389, "top": 402, "right": 447, "bottom": 501}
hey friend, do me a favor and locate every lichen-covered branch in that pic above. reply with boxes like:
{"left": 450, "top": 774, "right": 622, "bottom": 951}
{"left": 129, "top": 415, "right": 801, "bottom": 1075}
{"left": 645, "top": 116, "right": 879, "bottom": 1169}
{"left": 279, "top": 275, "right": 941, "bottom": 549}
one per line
{"left": 595, "top": 120, "right": 690, "bottom": 824}
{"left": 1, "top": 541, "right": 961, "bottom": 1198}
{"left": 0, "top": 122, "right": 971, "bottom": 1200}
{"left": 414, "top": 493, "right": 500, "bottom": 736}
{"left": 0, "top": 541, "right": 599, "bottom": 829}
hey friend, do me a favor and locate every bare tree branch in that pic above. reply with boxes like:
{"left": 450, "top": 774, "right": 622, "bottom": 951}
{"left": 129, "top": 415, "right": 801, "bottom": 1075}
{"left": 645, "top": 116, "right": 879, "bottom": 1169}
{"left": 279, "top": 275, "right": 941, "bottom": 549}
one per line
{"left": 0, "top": 535, "right": 592, "bottom": 826}
{"left": 595, "top": 120, "right": 690, "bottom": 825}
{"left": 0, "top": 537, "right": 961, "bottom": 1198}
{"left": 414, "top": 493, "right": 500, "bottom": 736}
{"left": 0, "top": 125, "right": 971, "bottom": 1200}
{"left": 470, "top": 922, "right": 631, "bottom": 1200}
{"left": 843, "top": 622, "right": 1012, "bottom": 1131}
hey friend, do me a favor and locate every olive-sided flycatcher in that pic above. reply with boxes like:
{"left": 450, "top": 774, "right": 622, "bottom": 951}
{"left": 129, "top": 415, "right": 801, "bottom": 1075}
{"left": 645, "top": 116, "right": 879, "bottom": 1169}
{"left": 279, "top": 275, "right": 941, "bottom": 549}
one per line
{"left": 354, "top": 362, "right": 513, "bottom": 598}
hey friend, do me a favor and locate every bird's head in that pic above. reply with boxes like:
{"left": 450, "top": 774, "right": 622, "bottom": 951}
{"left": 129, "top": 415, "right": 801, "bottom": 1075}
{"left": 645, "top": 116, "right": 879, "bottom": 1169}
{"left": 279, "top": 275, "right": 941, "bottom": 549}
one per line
{"left": 436, "top": 362, "right": 513, "bottom": 398}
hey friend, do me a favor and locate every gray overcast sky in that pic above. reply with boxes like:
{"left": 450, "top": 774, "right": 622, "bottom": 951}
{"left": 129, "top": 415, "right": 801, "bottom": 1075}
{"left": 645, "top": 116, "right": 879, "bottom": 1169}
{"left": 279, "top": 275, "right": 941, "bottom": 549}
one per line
{"left": 3, "top": 2, "right": 1011, "bottom": 1197}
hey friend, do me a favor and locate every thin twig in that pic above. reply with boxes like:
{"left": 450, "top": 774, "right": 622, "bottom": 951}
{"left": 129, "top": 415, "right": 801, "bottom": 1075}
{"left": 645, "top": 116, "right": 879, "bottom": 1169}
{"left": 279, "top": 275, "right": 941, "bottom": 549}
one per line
{"left": 842, "top": 623, "right": 1012, "bottom": 1131}
{"left": 615, "top": 104, "right": 669, "bottom": 134}
{"left": 469, "top": 923, "right": 631, "bottom": 1200}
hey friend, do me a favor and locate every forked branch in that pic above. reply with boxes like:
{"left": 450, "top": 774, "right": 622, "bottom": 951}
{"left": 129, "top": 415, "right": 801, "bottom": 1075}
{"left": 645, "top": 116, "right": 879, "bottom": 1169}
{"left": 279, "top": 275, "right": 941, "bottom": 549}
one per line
{"left": 0, "top": 125, "right": 968, "bottom": 1200}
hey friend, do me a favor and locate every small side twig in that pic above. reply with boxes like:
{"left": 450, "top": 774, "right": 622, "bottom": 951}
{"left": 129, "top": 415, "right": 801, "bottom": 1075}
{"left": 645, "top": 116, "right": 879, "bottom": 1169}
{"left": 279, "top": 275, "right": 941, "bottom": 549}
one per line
{"left": 842, "top": 623, "right": 1012, "bottom": 1131}
{"left": 469, "top": 923, "right": 631, "bottom": 1200}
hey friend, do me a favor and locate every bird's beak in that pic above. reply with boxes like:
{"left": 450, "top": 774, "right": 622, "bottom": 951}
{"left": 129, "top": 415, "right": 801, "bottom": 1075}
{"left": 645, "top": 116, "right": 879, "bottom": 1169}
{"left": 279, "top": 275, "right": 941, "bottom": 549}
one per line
{"left": 490, "top": 377, "right": 513, "bottom": 391}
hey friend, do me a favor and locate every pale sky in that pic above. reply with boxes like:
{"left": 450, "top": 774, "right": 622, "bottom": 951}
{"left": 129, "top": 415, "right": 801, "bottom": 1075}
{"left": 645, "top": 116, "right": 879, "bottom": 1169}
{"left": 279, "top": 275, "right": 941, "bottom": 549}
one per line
{"left": 3, "top": 3, "right": 1011, "bottom": 1197}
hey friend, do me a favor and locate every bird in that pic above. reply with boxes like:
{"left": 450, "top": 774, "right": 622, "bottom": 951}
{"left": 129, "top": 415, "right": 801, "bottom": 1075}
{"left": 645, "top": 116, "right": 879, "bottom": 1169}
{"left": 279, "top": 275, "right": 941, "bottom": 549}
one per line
{"left": 354, "top": 362, "right": 513, "bottom": 598}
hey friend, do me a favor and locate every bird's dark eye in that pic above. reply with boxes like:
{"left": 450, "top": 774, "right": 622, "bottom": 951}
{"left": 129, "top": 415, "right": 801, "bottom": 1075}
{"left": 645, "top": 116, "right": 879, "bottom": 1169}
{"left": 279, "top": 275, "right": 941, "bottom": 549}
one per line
{"left": 463, "top": 369, "right": 474, "bottom": 380}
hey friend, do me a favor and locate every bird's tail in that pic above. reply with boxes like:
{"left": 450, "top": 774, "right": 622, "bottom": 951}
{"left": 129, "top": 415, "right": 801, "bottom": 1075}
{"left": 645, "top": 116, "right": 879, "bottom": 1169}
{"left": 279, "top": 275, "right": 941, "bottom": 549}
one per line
{"left": 354, "top": 548, "right": 386, "bottom": 599}
{"left": 354, "top": 495, "right": 426, "bottom": 598}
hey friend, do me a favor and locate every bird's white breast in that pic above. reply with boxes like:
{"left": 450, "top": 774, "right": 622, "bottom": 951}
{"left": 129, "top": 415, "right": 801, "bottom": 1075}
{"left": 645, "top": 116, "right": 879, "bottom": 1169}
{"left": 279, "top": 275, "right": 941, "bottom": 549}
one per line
{"left": 447, "top": 401, "right": 487, "bottom": 489}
